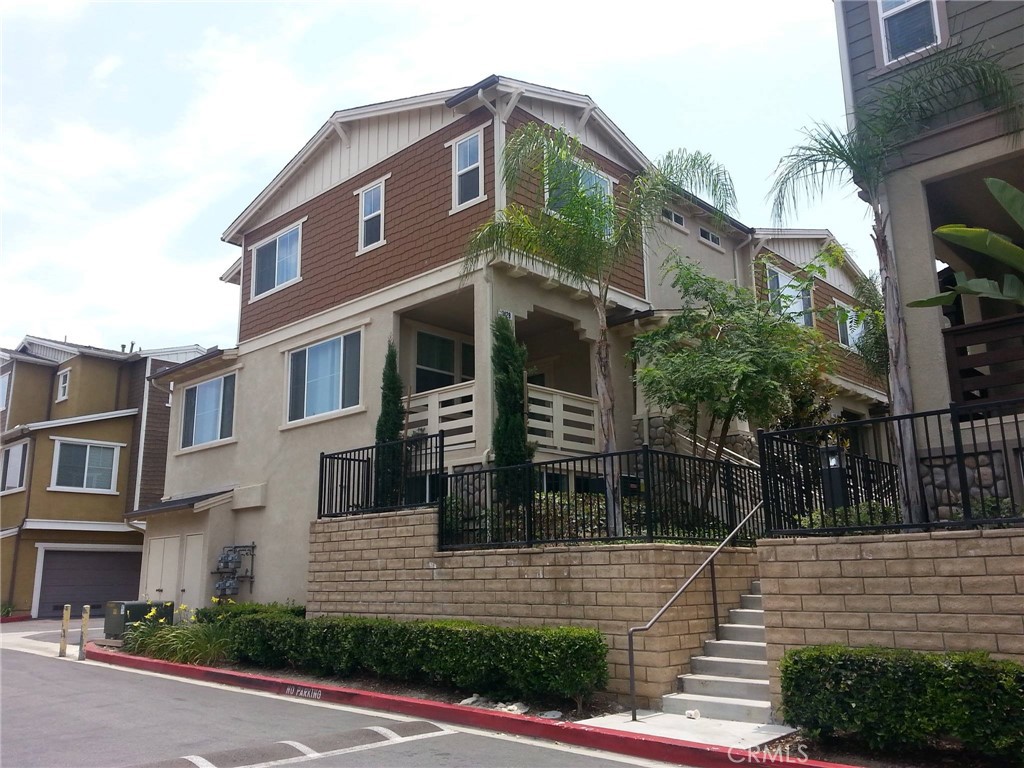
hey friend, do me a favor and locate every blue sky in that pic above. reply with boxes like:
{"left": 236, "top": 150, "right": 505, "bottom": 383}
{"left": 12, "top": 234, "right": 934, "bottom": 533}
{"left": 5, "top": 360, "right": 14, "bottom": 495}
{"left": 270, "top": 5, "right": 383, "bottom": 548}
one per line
{"left": 1, "top": 0, "right": 875, "bottom": 353}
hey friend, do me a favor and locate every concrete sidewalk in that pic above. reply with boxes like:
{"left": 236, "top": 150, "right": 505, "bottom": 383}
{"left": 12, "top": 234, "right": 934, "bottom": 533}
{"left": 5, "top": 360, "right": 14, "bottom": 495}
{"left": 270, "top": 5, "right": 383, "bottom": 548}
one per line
{"left": 2, "top": 625, "right": 857, "bottom": 768}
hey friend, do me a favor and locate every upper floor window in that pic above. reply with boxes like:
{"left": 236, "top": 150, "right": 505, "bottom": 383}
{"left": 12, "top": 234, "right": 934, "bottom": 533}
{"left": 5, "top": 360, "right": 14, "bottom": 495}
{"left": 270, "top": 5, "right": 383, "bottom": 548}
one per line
{"left": 288, "top": 331, "right": 361, "bottom": 422}
{"left": 879, "top": 0, "right": 939, "bottom": 64}
{"left": 356, "top": 175, "right": 389, "bottom": 254}
{"left": 49, "top": 438, "right": 121, "bottom": 494}
{"left": 0, "top": 372, "right": 8, "bottom": 411}
{"left": 836, "top": 301, "right": 865, "bottom": 349}
{"left": 767, "top": 267, "right": 814, "bottom": 328}
{"left": 1, "top": 442, "right": 27, "bottom": 493}
{"left": 661, "top": 208, "right": 686, "bottom": 229}
{"left": 415, "top": 332, "right": 474, "bottom": 393}
{"left": 182, "top": 374, "right": 235, "bottom": 449}
{"left": 252, "top": 222, "right": 302, "bottom": 299}
{"left": 56, "top": 368, "right": 71, "bottom": 402}
{"left": 699, "top": 227, "right": 722, "bottom": 248}
{"left": 450, "top": 128, "right": 486, "bottom": 212}
{"left": 548, "top": 161, "right": 611, "bottom": 216}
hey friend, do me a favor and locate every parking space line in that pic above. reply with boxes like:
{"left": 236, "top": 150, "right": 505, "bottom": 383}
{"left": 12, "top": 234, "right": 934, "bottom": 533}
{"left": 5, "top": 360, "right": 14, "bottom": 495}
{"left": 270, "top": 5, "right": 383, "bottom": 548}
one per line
{"left": 276, "top": 741, "right": 319, "bottom": 757}
{"left": 228, "top": 729, "right": 452, "bottom": 768}
{"left": 182, "top": 756, "right": 219, "bottom": 768}
{"left": 364, "top": 725, "right": 403, "bottom": 741}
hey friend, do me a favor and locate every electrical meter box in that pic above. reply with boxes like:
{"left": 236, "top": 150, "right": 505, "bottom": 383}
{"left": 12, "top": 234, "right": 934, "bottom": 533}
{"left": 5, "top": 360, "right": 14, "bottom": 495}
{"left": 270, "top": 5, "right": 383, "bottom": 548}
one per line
{"left": 103, "top": 600, "right": 175, "bottom": 639}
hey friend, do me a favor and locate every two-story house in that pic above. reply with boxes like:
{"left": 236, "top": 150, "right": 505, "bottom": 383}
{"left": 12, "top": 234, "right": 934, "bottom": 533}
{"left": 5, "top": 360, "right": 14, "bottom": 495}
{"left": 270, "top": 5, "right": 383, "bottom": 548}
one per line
{"left": 834, "top": 0, "right": 1023, "bottom": 412}
{"left": 129, "top": 75, "right": 887, "bottom": 607}
{"left": 0, "top": 337, "right": 203, "bottom": 618}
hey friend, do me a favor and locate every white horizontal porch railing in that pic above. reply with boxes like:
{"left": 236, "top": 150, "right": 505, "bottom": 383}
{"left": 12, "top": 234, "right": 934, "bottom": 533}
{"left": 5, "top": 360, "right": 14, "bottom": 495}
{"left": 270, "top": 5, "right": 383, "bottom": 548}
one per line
{"left": 526, "top": 384, "right": 599, "bottom": 453}
{"left": 405, "top": 381, "right": 476, "bottom": 447}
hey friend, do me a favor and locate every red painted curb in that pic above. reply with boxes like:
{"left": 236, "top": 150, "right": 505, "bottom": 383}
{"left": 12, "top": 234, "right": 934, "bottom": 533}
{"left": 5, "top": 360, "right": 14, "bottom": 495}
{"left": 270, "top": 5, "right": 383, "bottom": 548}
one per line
{"left": 86, "top": 643, "right": 862, "bottom": 768}
{"left": 0, "top": 615, "right": 34, "bottom": 624}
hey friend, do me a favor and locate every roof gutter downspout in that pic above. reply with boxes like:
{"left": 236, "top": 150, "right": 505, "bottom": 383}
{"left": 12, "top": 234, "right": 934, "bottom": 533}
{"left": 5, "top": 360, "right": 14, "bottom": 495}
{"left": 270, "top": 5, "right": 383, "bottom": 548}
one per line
{"left": 732, "top": 232, "right": 754, "bottom": 288}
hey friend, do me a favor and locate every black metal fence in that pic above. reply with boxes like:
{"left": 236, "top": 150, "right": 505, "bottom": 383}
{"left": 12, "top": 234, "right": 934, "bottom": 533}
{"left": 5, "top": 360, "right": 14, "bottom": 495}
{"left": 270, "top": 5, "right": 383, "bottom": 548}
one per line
{"left": 440, "top": 445, "right": 764, "bottom": 549}
{"left": 318, "top": 433, "right": 445, "bottom": 518}
{"left": 758, "top": 397, "right": 1024, "bottom": 535}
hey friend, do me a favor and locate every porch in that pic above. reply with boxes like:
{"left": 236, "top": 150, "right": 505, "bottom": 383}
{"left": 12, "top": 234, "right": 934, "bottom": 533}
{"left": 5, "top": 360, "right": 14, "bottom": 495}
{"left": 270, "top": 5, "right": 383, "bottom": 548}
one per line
{"left": 398, "top": 288, "right": 601, "bottom": 455}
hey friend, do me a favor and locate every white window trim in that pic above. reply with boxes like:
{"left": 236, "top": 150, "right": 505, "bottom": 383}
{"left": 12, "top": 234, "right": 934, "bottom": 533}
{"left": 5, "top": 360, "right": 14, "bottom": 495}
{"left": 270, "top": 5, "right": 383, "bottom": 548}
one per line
{"left": 1, "top": 439, "right": 29, "bottom": 496}
{"left": 1, "top": 371, "right": 10, "bottom": 412}
{"left": 698, "top": 226, "right": 724, "bottom": 253}
{"left": 354, "top": 173, "right": 391, "bottom": 256}
{"left": 661, "top": 208, "right": 689, "bottom": 235}
{"left": 835, "top": 300, "right": 864, "bottom": 352}
{"left": 31, "top": 543, "right": 143, "bottom": 618}
{"left": 413, "top": 326, "right": 476, "bottom": 393}
{"left": 180, "top": 372, "right": 236, "bottom": 450}
{"left": 446, "top": 123, "right": 490, "bottom": 215}
{"left": 876, "top": 0, "right": 943, "bottom": 66}
{"left": 284, "top": 329, "right": 364, "bottom": 426}
{"left": 767, "top": 266, "right": 814, "bottom": 328}
{"left": 55, "top": 368, "right": 71, "bottom": 402}
{"left": 47, "top": 436, "right": 124, "bottom": 495}
{"left": 248, "top": 216, "right": 307, "bottom": 303}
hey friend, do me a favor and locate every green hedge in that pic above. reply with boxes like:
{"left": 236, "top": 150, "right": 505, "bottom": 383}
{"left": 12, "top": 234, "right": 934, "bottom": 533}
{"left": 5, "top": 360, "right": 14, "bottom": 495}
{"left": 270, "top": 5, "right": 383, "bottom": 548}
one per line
{"left": 228, "top": 614, "right": 607, "bottom": 705}
{"left": 780, "top": 645, "right": 1024, "bottom": 761}
{"left": 193, "top": 601, "right": 305, "bottom": 624}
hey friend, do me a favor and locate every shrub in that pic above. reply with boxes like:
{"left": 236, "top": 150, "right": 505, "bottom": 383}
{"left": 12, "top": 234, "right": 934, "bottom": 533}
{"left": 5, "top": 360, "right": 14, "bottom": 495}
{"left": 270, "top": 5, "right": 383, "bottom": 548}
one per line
{"left": 122, "top": 619, "right": 232, "bottom": 666}
{"left": 194, "top": 600, "right": 305, "bottom": 625}
{"left": 780, "top": 645, "right": 1024, "bottom": 762}
{"left": 225, "top": 614, "right": 607, "bottom": 706}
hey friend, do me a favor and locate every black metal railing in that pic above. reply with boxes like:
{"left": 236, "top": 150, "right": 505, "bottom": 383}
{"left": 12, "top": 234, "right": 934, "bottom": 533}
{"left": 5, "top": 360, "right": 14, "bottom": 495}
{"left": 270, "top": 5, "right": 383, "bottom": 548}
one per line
{"left": 440, "top": 444, "right": 764, "bottom": 549}
{"left": 758, "top": 396, "right": 1024, "bottom": 535}
{"left": 318, "top": 432, "right": 445, "bottom": 518}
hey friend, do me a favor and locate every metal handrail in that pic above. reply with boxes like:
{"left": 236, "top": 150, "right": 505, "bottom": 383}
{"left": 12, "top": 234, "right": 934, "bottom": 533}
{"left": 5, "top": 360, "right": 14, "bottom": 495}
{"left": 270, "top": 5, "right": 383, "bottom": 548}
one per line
{"left": 626, "top": 500, "right": 764, "bottom": 721}
{"left": 673, "top": 430, "right": 761, "bottom": 468}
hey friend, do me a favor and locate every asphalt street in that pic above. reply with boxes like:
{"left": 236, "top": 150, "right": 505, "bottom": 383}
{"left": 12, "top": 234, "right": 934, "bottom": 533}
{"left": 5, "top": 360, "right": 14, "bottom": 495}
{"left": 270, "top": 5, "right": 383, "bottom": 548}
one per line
{"left": 1, "top": 628, "right": 679, "bottom": 768}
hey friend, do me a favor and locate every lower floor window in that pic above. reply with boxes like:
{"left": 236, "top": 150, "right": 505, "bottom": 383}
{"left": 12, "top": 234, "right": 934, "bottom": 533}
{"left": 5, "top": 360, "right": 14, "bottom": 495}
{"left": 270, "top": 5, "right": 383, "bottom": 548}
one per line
{"left": 288, "top": 330, "right": 361, "bottom": 421}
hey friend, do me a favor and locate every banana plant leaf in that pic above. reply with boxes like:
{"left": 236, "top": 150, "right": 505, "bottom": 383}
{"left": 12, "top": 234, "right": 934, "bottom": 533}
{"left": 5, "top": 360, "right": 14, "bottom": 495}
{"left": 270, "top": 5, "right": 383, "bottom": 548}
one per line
{"left": 909, "top": 272, "right": 1024, "bottom": 307}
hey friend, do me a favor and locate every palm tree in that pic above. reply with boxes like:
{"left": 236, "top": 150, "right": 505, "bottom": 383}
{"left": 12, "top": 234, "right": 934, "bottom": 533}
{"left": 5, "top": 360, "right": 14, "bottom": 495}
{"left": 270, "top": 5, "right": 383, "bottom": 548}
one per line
{"left": 769, "top": 41, "right": 1022, "bottom": 523}
{"left": 463, "top": 121, "right": 738, "bottom": 456}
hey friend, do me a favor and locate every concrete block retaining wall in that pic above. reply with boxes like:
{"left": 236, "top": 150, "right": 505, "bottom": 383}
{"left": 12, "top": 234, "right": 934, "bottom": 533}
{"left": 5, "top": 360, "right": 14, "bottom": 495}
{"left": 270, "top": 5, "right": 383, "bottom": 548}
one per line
{"left": 758, "top": 529, "right": 1024, "bottom": 712}
{"left": 308, "top": 508, "right": 759, "bottom": 707}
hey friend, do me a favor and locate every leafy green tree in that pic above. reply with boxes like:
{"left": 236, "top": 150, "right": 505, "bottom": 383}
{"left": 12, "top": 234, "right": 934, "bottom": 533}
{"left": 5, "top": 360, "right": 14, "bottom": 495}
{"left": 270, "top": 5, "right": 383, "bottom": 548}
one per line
{"left": 769, "top": 41, "right": 1021, "bottom": 522}
{"left": 491, "top": 314, "right": 531, "bottom": 467}
{"left": 464, "top": 121, "right": 738, "bottom": 455}
{"left": 632, "top": 257, "right": 836, "bottom": 467}
{"left": 850, "top": 272, "right": 889, "bottom": 381}
{"left": 374, "top": 339, "right": 405, "bottom": 507}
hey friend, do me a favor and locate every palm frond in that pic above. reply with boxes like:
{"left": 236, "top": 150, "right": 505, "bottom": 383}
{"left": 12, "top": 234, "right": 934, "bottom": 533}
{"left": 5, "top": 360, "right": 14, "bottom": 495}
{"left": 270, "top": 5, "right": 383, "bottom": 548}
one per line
{"left": 658, "top": 149, "right": 738, "bottom": 218}
{"left": 768, "top": 122, "right": 889, "bottom": 224}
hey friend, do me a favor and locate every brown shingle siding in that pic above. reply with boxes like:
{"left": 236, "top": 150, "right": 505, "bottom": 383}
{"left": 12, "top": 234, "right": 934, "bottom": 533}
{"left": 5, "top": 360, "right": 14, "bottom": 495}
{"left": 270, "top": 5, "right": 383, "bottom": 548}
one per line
{"left": 238, "top": 108, "right": 496, "bottom": 342}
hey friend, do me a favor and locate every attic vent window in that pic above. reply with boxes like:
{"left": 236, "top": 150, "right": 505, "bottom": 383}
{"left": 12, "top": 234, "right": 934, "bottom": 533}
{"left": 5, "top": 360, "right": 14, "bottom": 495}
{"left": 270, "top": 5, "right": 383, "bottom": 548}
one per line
{"left": 699, "top": 227, "right": 722, "bottom": 247}
{"left": 661, "top": 209, "right": 686, "bottom": 229}
{"left": 880, "top": 0, "right": 938, "bottom": 63}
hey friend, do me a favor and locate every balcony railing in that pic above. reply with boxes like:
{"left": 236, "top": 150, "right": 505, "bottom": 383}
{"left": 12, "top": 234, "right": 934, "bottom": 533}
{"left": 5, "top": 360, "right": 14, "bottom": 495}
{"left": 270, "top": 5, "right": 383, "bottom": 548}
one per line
{"left": 944, "top": 314, "right": 1024, "bottom": 405}
{"left": 405, "top": 382, "right": 475, "bottom": 447}
{"left": 526, "top": 384, "right": 598, "bottom": 453}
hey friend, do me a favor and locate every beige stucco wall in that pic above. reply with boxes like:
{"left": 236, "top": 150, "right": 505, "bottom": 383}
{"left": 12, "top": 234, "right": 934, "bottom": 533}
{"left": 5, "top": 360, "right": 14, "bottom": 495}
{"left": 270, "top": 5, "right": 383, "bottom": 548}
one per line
{"left": 758, "top": 529, "right": 1024, "bottom": 714}
{"left": 308, "top": 508, "right": 760, "bottom": 707}
{"left": 647, "top": 218, "right": 748, "bottom": 311}
{"left": 883, "top": 135, "right": 1022, "bottom": 412}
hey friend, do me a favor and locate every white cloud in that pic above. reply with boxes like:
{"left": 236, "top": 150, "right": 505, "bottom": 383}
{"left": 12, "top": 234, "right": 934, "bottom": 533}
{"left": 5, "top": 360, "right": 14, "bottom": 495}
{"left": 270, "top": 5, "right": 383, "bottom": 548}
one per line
{"left": 90, "top": 54, "right": 122, "bottom": 84}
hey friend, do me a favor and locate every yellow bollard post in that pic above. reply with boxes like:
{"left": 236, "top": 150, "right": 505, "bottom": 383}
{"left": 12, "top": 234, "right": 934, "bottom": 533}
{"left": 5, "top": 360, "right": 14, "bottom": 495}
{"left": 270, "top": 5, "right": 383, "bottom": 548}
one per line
{"left": 58, "top": 604, "right": 71, "bottom": 657}
{"left": 77, "top": 605, "right": 91, "bottom": 661}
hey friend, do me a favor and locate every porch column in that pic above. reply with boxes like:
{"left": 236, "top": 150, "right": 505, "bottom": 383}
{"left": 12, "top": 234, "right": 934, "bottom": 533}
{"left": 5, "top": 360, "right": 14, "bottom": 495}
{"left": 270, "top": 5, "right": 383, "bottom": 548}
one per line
{"left": 473, "top": 270, "right": 495, "bottom": 462}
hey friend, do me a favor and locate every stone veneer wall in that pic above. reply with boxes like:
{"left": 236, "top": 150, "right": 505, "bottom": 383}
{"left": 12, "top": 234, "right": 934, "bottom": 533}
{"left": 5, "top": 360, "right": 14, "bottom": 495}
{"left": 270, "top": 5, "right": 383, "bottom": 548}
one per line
{"left": 758, "top": 529, "right": 1024, "bottom": 714}
{"left": 308, "top": 509, "right": 759, "bottom": 707}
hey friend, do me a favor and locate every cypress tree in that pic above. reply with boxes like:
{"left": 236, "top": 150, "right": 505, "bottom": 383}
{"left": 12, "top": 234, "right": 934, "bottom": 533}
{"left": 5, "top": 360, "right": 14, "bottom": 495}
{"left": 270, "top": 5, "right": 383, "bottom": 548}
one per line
{"left": 374, "top": 339, "right": 404, "bottom": 507}
{"left": 492, "top": 315, "right": 530, "bottom": 467}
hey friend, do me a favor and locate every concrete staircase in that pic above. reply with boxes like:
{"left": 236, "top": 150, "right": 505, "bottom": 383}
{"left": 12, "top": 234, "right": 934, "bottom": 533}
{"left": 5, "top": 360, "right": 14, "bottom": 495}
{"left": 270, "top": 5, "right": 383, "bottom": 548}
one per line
{"left": 662, "top": 579, "right": 771, "bottom": 724}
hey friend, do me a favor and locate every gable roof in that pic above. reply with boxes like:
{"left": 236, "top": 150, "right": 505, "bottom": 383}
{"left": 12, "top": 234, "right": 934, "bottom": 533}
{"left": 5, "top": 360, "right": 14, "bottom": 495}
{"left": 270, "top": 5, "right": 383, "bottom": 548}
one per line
{"left": 221, "top": 75, "right": 656, "bottom": 248}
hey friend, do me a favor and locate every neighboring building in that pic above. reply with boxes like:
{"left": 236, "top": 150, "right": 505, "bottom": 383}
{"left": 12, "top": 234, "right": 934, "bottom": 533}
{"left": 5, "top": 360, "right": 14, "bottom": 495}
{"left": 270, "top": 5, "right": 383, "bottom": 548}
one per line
{"left": 0, "top": 336, "right": 204, "bottom": 617}
{"left": 834, "top": 0, "right": 1024, "bottom": 411}
{"left": 132, "top": 76, "right": 886, "bottom": 607}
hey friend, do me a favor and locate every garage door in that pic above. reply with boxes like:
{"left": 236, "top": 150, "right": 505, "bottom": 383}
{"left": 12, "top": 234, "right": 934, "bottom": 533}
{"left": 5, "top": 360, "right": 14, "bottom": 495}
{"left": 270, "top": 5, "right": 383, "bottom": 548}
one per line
{"left": 37, "top": 550, "right": 143, "bottom": 618}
